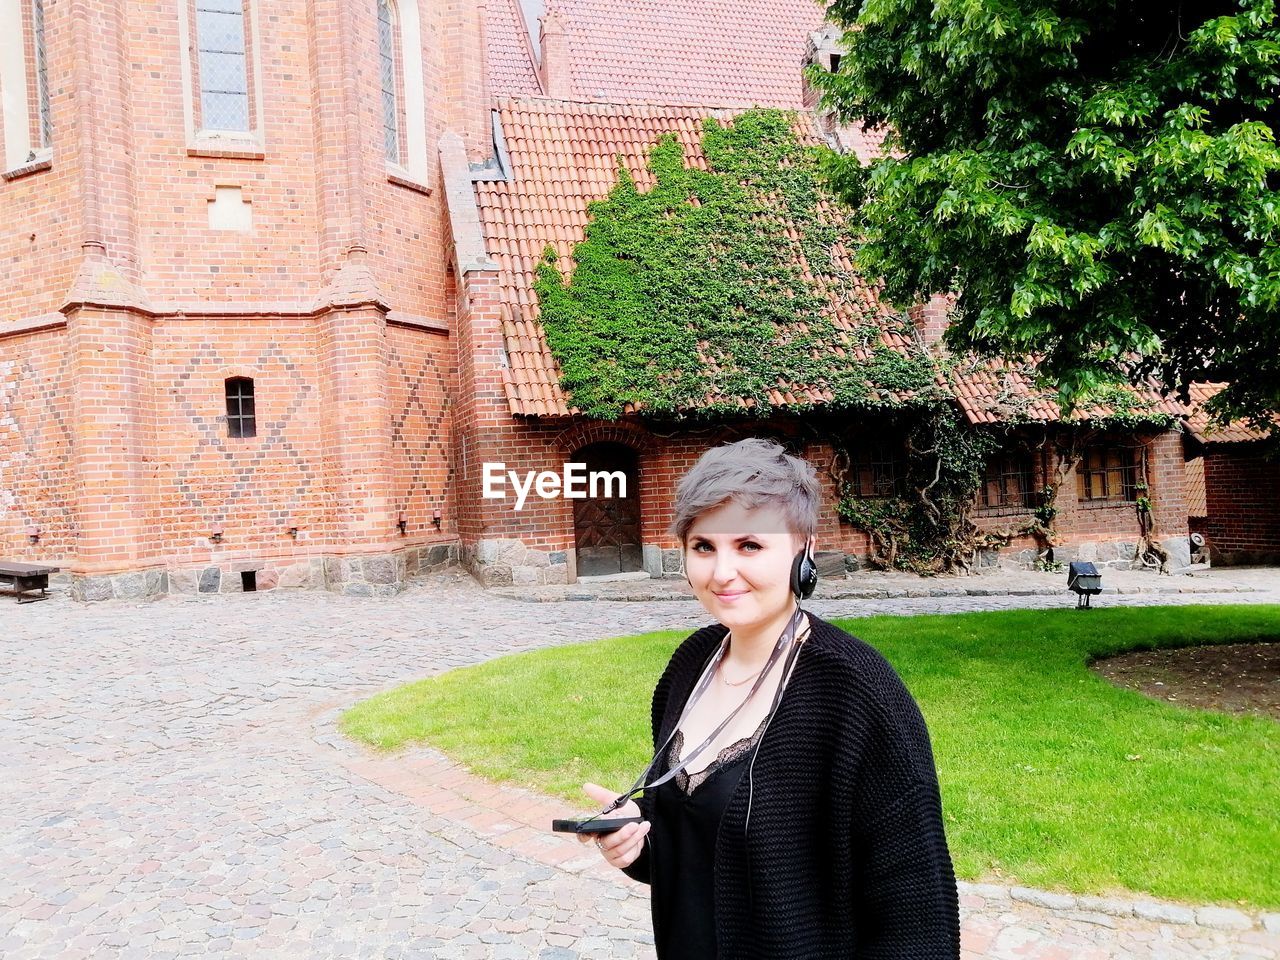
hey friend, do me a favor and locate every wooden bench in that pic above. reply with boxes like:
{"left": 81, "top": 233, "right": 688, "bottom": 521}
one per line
{"left": 0, "top": 562, "right": 60, "bottom": 603}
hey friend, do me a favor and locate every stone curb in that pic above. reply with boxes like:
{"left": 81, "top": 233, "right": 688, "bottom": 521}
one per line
{"left": 958, "top": 882, "right": 1276, "bottom": 933}
{"left": 318, "top": 708, "right": 1279, "bottom": 936}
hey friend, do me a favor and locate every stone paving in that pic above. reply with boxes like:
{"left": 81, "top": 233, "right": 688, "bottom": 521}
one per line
{"left": 2, "top": 568, "right": 1278, "bottom": 959}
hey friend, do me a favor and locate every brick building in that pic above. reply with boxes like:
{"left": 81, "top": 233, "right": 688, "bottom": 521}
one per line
{"left": 0, "top": 0, "right": 1253, "bottom": 599}
{"left": 1184, "top": 384, "right": 1280, "bottom": 566}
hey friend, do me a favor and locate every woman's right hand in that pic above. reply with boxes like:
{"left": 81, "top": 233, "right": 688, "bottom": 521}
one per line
{"left": 578, "top": 782, "right": 650, "bottom": 869}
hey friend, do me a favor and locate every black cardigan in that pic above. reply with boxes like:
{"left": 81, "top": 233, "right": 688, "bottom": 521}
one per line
{"left": 621, "top": 612, "right": 961, "bottom": 959}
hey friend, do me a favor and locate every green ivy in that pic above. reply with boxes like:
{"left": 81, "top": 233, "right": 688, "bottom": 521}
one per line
{"left": 836, "top": 409, "right": 1002, "bottom": 574}
{"left": 534, "top": 109, "right": 943, "bottom": 420}
{"left": 534, "top": 108, "right": 1176, "bottom": 570}
{"left": 1077, "top": 381, "right": 1180, "bottom": 430}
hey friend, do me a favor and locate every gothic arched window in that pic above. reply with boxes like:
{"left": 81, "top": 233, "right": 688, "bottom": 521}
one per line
{"left": 377, "top": 0, "right": 402, "bottom": 164}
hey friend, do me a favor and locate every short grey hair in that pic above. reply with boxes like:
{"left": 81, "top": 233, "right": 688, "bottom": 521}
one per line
{"left": 668, "top": 437, "right": 821, "bottom": 545}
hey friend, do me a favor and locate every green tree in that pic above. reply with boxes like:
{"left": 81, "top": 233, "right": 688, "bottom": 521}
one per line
{"left": 812, "top": 0, "right": 1280, "bottom": 433}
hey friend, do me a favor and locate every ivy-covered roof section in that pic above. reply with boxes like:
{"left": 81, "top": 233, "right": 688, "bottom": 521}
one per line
{"left": 475, "top": 99, "right": 942, "bottom": 419}
{"left": 474, "top": 98, "right": 1187, "bottom": 427}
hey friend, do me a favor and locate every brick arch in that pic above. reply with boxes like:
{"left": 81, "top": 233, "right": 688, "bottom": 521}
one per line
{"left": 553, "top": 419, "right": 658, "bottom": 458}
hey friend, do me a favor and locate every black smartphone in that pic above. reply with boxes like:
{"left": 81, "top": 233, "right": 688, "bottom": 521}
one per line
{"left": 551, "top": 816, "right": 643, "bottom": 835}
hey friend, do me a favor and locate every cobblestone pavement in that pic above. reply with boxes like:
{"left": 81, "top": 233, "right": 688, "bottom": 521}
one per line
{"left": 3, "top": 570, "right": 1278, "bottom": 959}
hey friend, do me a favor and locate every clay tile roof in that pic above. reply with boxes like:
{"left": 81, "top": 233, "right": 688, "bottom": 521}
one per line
{"left": 948, "top": 356, "right": 1185, "bottom": 425}
{"left": 487, "top": 0, "right": 543, "bottom": 98}
{"left": 485, "top": 0, "right": 829, "bottom": 108}
{"left": 1184, "top": 382, "right": 1273, "bottom": 443}
{"left": 476, "top": 98, "right": 923, "bottom": 418}
{"left": 1185, "top": 456, "right": 1207, "bottom": 518}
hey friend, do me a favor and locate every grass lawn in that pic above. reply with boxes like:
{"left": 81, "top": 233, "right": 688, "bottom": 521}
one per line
{"left": 341, "top": 604, "right": 1280, "bottom": 908}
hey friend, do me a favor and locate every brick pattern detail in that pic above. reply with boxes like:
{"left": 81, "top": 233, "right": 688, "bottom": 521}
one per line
{"left": 387, "top": 325, "right": 456, "bottom": 540}
{"left": 150, "top": 322, "right": 329, "bottom": 567}
{"left": 909, "top": 294, "right": 951, "bottom": 350}
{"left": 0, "top": 333, "right": 75, "bottom": 560}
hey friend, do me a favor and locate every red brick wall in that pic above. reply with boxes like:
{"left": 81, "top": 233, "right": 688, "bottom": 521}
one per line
{"left": 0, "top": 330, "right": 75, "bottom": 561}
{"left": 0, "top": 1, "right": 488, "bottom": 582}
{"left": 969, "top": 430, "right": 1185, "bottom": 547}
{"left": 386, "top": 323, "right": 456, "bottom": 542}
{"left": 147, "top": 317, "right": 331, "bottom": 568}
{"left": 1203, "top": 448, "right": 1280, "bottom": 562}
{"left": 0, "top": 0, "right": 82, "bottom": 325}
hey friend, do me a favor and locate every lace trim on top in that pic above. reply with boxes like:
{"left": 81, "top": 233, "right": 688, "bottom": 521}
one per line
{"left": 666, "top": 712, "right": 769, "bottom": 795}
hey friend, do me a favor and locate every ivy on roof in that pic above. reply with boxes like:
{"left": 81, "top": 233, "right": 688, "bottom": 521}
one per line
{"left": 533, "top": 108, "right": 943, "bottom": 421}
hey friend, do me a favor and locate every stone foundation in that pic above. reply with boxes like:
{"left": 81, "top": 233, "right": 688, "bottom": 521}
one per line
{"left": 981, "top": 537, "right": 1198, "bottom": 573}
{"left": 642, "top": 544, "right": 685, "bottom": 579}
{"left": 68, "top": 543, "right": 460, "bottom": 601}
{"left": 462, "top": 539, "right": 571, "bottom": 587}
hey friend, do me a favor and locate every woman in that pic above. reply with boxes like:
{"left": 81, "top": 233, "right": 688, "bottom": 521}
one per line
{"left": 579, "top": 437, "right": 960, "bottom": 958}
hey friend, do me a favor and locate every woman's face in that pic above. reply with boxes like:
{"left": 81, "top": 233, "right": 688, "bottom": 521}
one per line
{"left": 684, "top": 499, "right": 808, "bottom": 632}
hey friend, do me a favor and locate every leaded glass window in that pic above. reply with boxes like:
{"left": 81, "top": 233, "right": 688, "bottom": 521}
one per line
{"left": 197, "top": 0, "right": 249, "bottom": 132}
{"left": 378, "top": 0, "right": 400, "bottom": 163}
{"left": 31, "top": 0, "right": 50, "bottom": 148}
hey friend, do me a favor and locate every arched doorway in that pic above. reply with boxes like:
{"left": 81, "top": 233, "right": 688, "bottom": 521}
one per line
{"left": 572, "top": 442, "right": 642, "bottom": 577}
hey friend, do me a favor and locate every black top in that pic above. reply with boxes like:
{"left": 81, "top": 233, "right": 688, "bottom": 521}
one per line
{"left": 652, "top": 718, "right": 767, "bottom": 959}
{"left": 623, "top": 612, "right": 961, "bottom": 960}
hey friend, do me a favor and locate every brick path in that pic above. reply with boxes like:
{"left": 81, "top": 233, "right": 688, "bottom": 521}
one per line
{"left": 2, "top": 569, "right": 1278, "bottom": 959}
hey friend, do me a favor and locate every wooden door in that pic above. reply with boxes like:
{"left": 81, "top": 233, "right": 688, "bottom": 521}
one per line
{"left": 572, "top": 442, "right": 642, "bottom": 576}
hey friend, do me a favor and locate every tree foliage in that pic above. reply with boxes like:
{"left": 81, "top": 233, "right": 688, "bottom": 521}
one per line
{"left": 812, "top": 0, "right": 1280, "bottom": 433}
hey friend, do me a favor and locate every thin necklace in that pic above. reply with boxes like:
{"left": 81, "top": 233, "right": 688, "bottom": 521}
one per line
{"left": 721, "top": 663, "right": 764, "bottom": 686}
{"left": 719, "top": 631, "right": 766, "bottom": 686}
{"left": 720, "top": 613, "right": 810, "bottom": 686}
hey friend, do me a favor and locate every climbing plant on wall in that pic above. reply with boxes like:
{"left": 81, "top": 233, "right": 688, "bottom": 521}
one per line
{"left": 535, "top": 108, "right": 1183, "bottom": 573}
{"left": 534, "top": 109, "right": 942, "bottom": 421}
{"left": 835, "top": 408, "right": 1004, "bottom": 574}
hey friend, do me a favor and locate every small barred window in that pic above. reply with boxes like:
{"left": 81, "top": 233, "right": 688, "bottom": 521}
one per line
{"left": 1077, "top": 444, "right": 1145, "bottom": 503}
{"left": 979, "top": 453, "right": 1036, "bottom": 512}
{"left": 225, "top": 377, "right": 256, "bottom": 439}
{"left": 847, "top": 443, "right": 906, "bottom": 499}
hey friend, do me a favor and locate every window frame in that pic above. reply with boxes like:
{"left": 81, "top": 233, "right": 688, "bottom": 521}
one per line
{"left": 28, "top": 0, "right": 51, "bottom": 150}
{"left": 846, "top": 442, "right": 907, "bottom": 500}
{"left": 977, "top": 451, "right": 1038, "bottom": 515}
{"left": 380, "top": 0, "right": 429, "bottom": 190}
{"left": 224, "top": 377, "right": 257, "bottom": 439}
{"left": 377, "top": 0, "right": 405, "bottom": 166}
{"left": 177, "top": 0, "right": 265, "bottom": 152}
{"left": 193, "top": 0, "right": 253, "bottom": 135}
{"left": 1076, "top": 443, "right": 1147, "bottom": 504}
{"left": 1, "top": 0, "right": 53, "bottom": 175}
